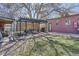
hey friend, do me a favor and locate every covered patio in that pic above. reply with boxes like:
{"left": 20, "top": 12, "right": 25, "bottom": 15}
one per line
{"left": 0, "top": 18, "right": 13, "bottom": 31}
{"left": 15, "top": 18, "right": 47, "bottom": 35}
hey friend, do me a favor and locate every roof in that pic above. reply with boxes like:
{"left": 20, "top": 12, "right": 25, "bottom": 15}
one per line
{"left": 17, "top": 18, "right": 47, "bottom": 23}
{"left": 47, "top": 14, "right": 79, "bottom": 20}
{"left": 0, "top": 16, "right": 14, "bottom": 21}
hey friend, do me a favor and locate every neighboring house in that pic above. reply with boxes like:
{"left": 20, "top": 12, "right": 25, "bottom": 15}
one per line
{"left": 0, "top": 17, "right": 13, "bottom": 32}
{"left": 48, "top": 14, "right": 79, "bottom": 33}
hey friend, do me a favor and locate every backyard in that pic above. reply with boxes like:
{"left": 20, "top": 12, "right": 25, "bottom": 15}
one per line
{"left": 1, "top": 33, "right": 79, "bottom": 56}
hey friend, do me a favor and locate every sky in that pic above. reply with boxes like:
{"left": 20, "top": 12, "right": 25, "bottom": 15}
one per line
{"left": 50, "top": 3, "right": 79, "bottom": 18}
{"left": 64, "top": 3, "right": 79, "bottom": 13}
{"left": 0, "top": 3, "right": 79, "bottom": 19}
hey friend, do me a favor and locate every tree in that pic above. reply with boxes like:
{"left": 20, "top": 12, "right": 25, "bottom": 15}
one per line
{"left": 55, "top": 3, "right": 79, "bottom": 17}
{"left": 22, "top": 3, "right": 62, "bottom": 19}
{"left": 0, "top": 3, "right": 23, "bottom": 19}
{"left": 0, "top": 3, "right": 79, "bottom": 19}
{"left": 20, "top": 3, "right": 79, "bottom": 19}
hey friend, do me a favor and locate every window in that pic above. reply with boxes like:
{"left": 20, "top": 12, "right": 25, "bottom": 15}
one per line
{"left": 65, "top": 18, "right": 71, "bottom": 25}
{"left": 74, "top": 22, "right": 77, "bottom": 28}
{"left": 56, "top": 20, "right": 59, "bottom": 25}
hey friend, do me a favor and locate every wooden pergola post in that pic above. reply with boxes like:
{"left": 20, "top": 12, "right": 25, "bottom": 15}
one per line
{"left": 16, "top": 21, "right": 19, "bottom": 32}
{"left": 25, "top": 21, "right": 27, "bottom": 31}
{"left": 45, "top": 22, "right": 48, "bottom": 33}
{"left": 33, "top": 22, "right": 34, "bottom": 32}
{"left": 11, "top": 24, "right": 13, "bottom": 32}
{"left": 39, "top": 22, "right": 40, "bottom": 32}
{"left": 20, "top": 20, "right": 21, "bottom": 35}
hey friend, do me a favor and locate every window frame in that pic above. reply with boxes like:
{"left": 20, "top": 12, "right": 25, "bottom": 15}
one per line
{"left": 65, "top": 18, "right": 71, "bottom": 25}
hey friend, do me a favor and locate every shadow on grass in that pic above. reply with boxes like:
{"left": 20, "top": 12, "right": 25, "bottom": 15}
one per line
{"left": 43, "top": 36, "right": 59, "bottom": 56}
{"left": 4, "top": 34, "right": 79, "bottom": 56}
{"left": 43, "top": 35, "right": 79, "bottom": 56}
{"left": 21, "top": 35, "right": 79, "bottom": 56}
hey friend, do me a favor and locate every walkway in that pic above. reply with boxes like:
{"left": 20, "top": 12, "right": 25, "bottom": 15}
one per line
{"left": 49, "top": 32, "right": 79, "bottom": 38}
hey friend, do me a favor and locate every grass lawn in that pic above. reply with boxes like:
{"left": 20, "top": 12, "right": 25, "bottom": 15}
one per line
{"left": 9, "top": 34, "right": 79, "bottom": 56}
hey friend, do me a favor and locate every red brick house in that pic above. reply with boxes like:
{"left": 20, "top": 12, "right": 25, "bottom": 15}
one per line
{"left": 48, "top": 14, "right": 79, "bottom": 33}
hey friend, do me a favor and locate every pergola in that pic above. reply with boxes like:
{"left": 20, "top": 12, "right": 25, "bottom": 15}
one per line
{"left": 15, "top": 18, "right": 47, "bottom": 34}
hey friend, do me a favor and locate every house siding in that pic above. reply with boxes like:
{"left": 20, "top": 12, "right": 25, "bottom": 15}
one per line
{"left": 48, "top": 15, "right": 79, "bottom": 33}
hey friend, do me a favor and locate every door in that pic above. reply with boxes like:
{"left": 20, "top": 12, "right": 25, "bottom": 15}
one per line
{"left": 48, "top": 23, "right": 52, "bottom": 32}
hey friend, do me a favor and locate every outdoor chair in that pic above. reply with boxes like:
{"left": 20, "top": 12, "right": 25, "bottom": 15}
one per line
{"left": 75, "top": 27, "right": 79, "bottom": 34}
{"left": 0, "top": 31, "right": 3, "bottom": 48}
{"left": 2, "top": 31, "right": 8, "bottom": 37}
{"left": 8, "top": 32, "right": 17, "bottom": 42}
{"left": 32, "top": 30, "right": 39, "bottom": 34}
{"left": 25, "top": 30, "right": 33, "bottom": 34}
